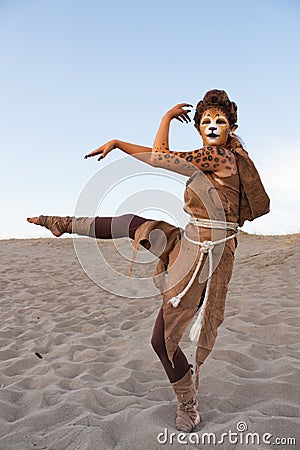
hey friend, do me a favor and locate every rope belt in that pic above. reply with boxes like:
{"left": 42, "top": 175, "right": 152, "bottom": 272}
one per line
{"left": 189, "top": 217, "right": 239, "bottom": 232}
{"left": 168, "top": 218, "right": 238, "bottom": 343}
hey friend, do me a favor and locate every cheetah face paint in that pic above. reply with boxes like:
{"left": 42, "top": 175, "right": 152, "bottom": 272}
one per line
{"left": 199, "top": 108, "right": 231, "bottom": 147}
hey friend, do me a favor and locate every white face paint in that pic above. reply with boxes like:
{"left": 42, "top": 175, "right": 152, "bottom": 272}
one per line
{"left": 199, "top": 108, "right": 231, "bottom": 147}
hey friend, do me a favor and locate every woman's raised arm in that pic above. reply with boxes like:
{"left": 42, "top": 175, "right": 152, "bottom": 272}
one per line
{"left": 151, "top": 104, "right": 198, "bottom": 176}
{"left": 151, "top": 104, "right": 236, "bottom": 177}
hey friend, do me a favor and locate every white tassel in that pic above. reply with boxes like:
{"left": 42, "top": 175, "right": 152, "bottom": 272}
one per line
{"left": 168, "top": 295, "right": 182, "bottom": 307}
{"left": 168, "top": 250, "right": 205, "bottom": 309}
{"left": 189, "top": 307, "right": 204, "bottom": 342}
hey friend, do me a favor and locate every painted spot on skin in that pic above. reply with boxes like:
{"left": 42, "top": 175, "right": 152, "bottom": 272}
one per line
{"left": 153, "top": 142, "right": 236, "bottom": 175}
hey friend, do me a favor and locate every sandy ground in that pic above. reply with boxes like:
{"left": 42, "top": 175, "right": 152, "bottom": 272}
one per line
{"left": 0, "top": 233, "right": 299, "bottom": 450}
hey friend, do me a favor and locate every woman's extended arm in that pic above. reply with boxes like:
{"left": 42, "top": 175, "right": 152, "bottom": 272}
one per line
{"left": 84, "top": 140, "right": 153, "bottom": 165}
{"left": 83, "top": 104, "right": 195, "bottom": 170}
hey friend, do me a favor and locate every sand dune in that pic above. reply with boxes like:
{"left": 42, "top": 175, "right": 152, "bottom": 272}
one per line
{"left": 0, "top": 233, "right": 299, "bottom": 449}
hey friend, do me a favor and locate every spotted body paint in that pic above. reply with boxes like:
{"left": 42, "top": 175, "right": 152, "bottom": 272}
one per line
{"left": 152, "top": 145, "right": 237, "bottom": 177}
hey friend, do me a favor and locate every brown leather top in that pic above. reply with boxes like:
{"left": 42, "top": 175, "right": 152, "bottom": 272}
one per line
{"left": 183, "top": 170, "right": 240, "bottom": 225}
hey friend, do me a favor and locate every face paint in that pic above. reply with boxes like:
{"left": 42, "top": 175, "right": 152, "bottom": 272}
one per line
{"left": 199, "top": 107, "right": 231, "bottom": 147}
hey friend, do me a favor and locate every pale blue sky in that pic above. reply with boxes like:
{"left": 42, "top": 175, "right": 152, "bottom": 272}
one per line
{"left": 1, "top": 0, "right": 299, "bottom": 238}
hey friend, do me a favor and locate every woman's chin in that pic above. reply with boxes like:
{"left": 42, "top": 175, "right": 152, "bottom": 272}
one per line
{"left": 203, "top": 139, "right": 222, "bottom": 147}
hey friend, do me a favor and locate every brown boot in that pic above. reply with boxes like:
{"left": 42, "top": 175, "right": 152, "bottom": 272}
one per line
{"left": 27, "top": 215, "right": 73, "bottom": 237}
{"left": 171, "top": 369, "right": 200, "bottom": 432}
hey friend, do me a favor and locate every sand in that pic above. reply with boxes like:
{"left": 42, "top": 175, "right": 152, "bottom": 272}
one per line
{"left": 0, "top": 233, "right": 299, "bottom": 450}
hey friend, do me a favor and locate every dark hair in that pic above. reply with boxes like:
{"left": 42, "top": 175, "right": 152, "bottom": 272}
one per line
{"left": 194, "top": 89, "right": 238, "bottom": 131}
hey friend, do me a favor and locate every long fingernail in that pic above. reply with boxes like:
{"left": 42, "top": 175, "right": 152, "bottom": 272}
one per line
{"left": 98, "top": 156, "right": 103, "bottom": 161}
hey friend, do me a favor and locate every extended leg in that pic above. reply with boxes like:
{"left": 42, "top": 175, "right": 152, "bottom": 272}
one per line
{"left": 27, "top": 214, "right": 150, "bottom": 239}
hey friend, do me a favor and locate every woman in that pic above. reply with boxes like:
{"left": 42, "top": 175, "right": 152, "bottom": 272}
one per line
{"left": 28, "top": 90, "right": 269, "bottom": 432}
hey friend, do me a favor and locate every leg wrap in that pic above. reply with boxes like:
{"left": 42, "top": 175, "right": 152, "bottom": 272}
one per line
{"left": 37, "top": 215, "right": 73, "bottom": 236}
{"left": 171, "top": 368, "right": 200, "bottom": 432}
{"left": 72, "top": 217, "right": 96, "bottom": 237}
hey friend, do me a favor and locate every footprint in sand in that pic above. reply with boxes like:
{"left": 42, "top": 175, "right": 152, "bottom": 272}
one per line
{"left": 120, "top": 321, "right": 135, "bottom": 330}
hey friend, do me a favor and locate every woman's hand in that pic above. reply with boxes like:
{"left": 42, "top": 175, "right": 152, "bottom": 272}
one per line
{"left": 84, "top": 139, "right": 118, "bottom": 160}
{"left": 164, "top": 103, "right": 193, "bottom": 123}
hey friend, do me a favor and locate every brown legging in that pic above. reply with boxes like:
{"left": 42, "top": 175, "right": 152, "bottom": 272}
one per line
{"left": 94, "top": 214, "right": 190, "bottom": 382}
